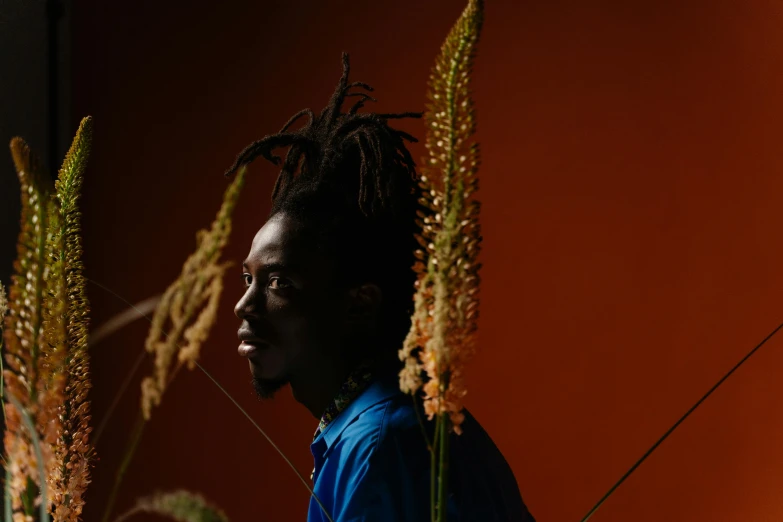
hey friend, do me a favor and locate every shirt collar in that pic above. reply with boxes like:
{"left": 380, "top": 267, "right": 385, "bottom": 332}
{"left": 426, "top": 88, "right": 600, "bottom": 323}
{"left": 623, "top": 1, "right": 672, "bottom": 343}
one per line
{"left": 313, "top": 374, "right": 401, "bottom": 452}
{"left": 315, "top": 364, "right": 374, "bottom": 439}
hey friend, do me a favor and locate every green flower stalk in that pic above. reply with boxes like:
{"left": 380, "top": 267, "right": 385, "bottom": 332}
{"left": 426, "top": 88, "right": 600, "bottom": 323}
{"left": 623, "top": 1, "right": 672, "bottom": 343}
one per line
{"left": 3, "top": 117, "right": 94, "bottom": 521}
{"left": 46, "top": 117, "right": 94, "bottom": 521}
{"left": 3, "top": 136, "right": 55, "bottom": 516}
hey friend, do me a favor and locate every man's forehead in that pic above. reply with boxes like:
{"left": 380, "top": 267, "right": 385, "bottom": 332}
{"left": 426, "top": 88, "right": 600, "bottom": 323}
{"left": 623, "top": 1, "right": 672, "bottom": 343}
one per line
{"left": 244, "top": 219, "right": 288, "bottom": 266}
{"left": 243, "top": 214, "right": 320, "bottom": 270}
{"left": 251, "top": 219, "right": 285, "bottom": 251}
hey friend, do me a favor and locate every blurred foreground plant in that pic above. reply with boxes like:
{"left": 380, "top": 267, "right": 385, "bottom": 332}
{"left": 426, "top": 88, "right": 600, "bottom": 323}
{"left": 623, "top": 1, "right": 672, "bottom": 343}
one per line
{"left": 113, "top": 490, "right": 229, "bottom": 522}
{"left": 0, "top": 123, "right": 245, "bottom": 522}
{"left": 2, "top": 117, "right": 93, "bottom": 522}
{"left": 99, "top": 166, "right": 245, "bottom": 522}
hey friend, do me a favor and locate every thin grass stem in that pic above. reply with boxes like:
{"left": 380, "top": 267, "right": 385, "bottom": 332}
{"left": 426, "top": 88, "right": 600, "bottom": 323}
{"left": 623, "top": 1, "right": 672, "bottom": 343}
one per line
{"left": 4, "top": 463, "right": 12, "bottom": 522}
{"left": 111, "top": 507, "right": 141, "bottom": 522}
{"left": 86, "top": 278, "right": 335, "bottom": 522}
{"left": 411, "top": 392, "right": 432, "bottom": 452}
{"left": 1, "top": 334, "right": 6, "bottom": 424}
{"left": 100, "top": 412, "right": 146, "bottom": 522}
{"left": 90, "top": 348, "right": 146, "bottom": 450}
{"left": 437, "top": 412, "right": 449, "bottom": 522}
{"left": 87, "top": 296, "right": 162, "bottom": 350}
{"left": 195, "top": 361, "right": 334, "bottom": 522}
{"left": 431, "top": 415, "right": 438, "bottom": 522}
{"left": 579, "top": 318, "right": 783, "bottom": 521}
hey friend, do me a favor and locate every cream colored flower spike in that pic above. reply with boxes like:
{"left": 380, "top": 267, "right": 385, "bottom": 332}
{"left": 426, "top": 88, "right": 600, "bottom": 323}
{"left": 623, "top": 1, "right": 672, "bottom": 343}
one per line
{"left": 399, "top": 0, "right": 483, "bottom": 436}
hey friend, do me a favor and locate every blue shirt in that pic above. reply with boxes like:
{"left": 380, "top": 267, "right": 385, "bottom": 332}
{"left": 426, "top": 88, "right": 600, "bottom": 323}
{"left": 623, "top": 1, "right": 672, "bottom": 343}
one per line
{"left": 308, "top": 376, "right": 536, "bottom": 521}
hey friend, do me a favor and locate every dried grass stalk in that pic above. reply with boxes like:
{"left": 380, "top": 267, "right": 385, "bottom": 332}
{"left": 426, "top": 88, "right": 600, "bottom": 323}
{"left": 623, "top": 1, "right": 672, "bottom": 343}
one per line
{"left": 140, "top": 167, "right": 246, "bottom": 420}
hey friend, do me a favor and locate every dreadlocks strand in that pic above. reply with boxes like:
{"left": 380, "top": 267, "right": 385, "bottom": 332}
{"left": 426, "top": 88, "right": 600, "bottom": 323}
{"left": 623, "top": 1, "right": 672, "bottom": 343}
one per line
{"left": 224, "top": 52, "right": 422, "bottom": 219}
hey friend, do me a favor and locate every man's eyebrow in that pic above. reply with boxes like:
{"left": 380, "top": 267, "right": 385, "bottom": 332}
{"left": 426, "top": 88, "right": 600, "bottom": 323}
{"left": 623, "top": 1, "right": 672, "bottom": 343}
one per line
{"left": 263, "top": 262, "right": 290, "bottom": 273}
{"left": 241, "top": 261, "right": 293, "bottom": 273}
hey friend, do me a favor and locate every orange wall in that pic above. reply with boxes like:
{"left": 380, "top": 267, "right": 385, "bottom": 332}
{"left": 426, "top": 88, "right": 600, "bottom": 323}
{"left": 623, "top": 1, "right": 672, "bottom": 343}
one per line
{"left": 71, "top": 1, "right": 783, "bottom": 521}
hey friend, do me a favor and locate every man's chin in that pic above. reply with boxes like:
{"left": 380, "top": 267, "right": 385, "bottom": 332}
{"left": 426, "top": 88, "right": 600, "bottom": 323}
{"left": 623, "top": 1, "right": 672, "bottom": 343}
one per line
{"left": 251, "top": 377, "right": 288, "bottom": 400}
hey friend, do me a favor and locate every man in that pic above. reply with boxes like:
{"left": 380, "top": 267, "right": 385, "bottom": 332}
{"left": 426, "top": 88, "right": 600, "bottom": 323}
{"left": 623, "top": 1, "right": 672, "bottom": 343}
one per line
{"left": 228, "top": 54, "right": 535, "bottom": 522}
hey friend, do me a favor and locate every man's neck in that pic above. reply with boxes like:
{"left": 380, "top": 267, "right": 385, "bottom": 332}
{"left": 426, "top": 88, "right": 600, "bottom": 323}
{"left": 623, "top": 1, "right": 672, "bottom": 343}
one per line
{"left": 289, "top": 361, "right": 358, "bottom": 419}
{"left": 288, "top": 339, "right": 400, "bottom": 419}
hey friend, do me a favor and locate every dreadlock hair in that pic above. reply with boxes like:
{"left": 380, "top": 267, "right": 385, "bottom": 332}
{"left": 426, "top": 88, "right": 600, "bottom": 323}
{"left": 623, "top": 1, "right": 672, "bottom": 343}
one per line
{"left": 225, "top": 52, "right": 422, "bottom": 373}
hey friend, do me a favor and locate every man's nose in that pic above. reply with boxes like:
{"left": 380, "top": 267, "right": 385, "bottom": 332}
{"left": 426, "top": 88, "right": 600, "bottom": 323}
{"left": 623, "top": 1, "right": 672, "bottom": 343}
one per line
{"left": 234, "top": 288, "right": 261, "bottom": 320}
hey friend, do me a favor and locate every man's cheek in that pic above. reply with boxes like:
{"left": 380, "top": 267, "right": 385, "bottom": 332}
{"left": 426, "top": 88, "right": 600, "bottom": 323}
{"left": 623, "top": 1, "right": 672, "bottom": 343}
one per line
{"left": 253, "top": 347, "right": 289, "bottom": 380}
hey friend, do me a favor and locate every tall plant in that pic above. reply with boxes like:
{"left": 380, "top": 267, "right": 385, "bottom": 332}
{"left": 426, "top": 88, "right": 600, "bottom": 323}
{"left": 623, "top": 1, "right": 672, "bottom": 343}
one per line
{"left": 398, "top": 0, "right": 484, "bottom": 520}
{"left": 3, "top": 117, "right": 93, "bottom": 521}
{"left": 0, "top": 121, "right": 244, "bottom": 522}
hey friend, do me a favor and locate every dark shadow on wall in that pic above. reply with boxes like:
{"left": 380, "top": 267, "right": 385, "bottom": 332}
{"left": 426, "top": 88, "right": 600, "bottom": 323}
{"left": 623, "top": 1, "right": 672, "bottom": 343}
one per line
{"left": 0, "top": 0, "right": 70, "bottom": 512}
{"left": 0, "top": 0, "right": 71, "bottom": 280}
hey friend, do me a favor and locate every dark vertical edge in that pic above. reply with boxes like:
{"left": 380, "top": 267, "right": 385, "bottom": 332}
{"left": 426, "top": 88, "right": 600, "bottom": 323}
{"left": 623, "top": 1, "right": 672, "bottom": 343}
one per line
{"left": 46, "top": 0, "right": 63, "bottom": 172}
{"left": 58, "top": 0, "right": 71, "bottom": 164}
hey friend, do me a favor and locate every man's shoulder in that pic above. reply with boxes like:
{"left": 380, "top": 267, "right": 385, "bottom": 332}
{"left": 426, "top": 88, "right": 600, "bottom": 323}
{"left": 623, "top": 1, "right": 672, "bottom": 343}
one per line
{"left": 337, "top": 391, "right": 422, "bottom": 454}
{"left": 325, "top": 389, "right": 431, "bottom": 495}
{"left": 320, "top": 388, "right": 536, "bottom": 521}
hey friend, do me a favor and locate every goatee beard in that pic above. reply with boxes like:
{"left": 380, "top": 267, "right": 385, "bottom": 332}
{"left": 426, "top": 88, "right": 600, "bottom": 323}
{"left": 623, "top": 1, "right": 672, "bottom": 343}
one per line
{"left": 251, "top": 377, "right": 288, "bottom": 400}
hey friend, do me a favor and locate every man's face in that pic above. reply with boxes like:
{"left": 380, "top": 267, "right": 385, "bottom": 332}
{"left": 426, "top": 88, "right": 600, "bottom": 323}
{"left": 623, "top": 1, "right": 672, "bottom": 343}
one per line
{"left": 234, "top": 212, "right": 348, "bottom": 399}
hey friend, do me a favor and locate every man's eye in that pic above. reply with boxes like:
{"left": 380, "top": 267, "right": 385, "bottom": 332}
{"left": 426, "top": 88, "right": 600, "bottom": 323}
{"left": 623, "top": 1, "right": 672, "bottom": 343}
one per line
{"left": 268, "top": 277, "right": 291, "bottom": 290}
{"left": 242, "top": 274, "right": 253, "bottom": 287}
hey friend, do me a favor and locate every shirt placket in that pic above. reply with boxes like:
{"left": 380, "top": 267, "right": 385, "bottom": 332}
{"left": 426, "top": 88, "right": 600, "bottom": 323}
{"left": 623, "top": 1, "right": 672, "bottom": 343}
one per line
{"left": 310, "top": 366, "right": 374, "bottom": 481}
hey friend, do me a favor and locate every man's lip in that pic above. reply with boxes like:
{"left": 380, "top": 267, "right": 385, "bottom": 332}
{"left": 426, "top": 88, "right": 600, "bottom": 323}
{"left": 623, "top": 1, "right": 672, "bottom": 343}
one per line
{"left": 237, "top": 328, "right": 263, "bottom": 339}
{"left": 237, "top": 329, "right": 267, "bottom": 343}
{"left": 238, "top": 340, "right": 267, "bottom": 358}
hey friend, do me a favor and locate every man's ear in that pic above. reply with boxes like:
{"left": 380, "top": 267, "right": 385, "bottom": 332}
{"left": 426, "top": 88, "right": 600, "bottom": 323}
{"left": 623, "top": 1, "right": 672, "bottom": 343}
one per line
{"left": 346, "top": 283, "right": 383, "bottom": 326}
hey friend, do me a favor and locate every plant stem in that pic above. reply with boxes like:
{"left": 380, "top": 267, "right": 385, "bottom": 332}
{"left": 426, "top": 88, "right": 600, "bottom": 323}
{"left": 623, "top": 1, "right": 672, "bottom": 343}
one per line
{"left": 0, "top": 334, "right": 5, "bottom": 425}
{"left": 4, "top": 462, "right": 12, "bottom": 522}
{"left": 195, "top": 361, "right": 335, "bottom": 522}
{"left": 111, "top": 506, "right": 142, "bottom": 522}
{"left": 101, "top": 412, "right": 146, "bottom": 522}
{"left": 411, "top": 393, "right": 432, "bottom": 451}
{"left": 437, "top": 412, "right": 450, "bottom": 522}
{"left": 431, "top": 411, "right": 441, "bottom": 522}
{"left": 87, "top": 296, "right": 161, "bottom": 349}
{"left": 88, "top": 344, "right": 184, "bottom": 455}
{"left": 85, "top": 279, "right": 334, "bottom": 520}
{"left": 90, "top": 348, "right": 146, "bottom": 450}
{"left": 83, "top": 284, "right": 160, "bottom": 452}
{"left": 579, "top": 318, "right": 783, "bottom": 521}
